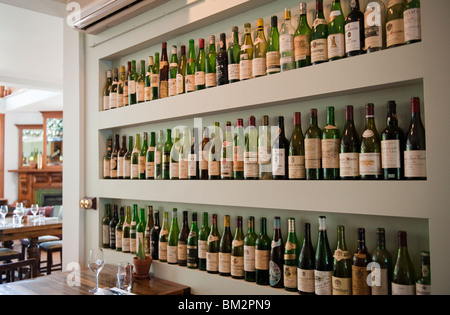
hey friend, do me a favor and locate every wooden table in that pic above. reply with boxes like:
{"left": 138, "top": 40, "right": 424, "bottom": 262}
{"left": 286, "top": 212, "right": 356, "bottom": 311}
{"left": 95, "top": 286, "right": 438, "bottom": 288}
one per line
{"left": 0, "top": 264, "right": 190, "bottom": 295}
{"left": 0, "top": 217, "right": 63, "bottom": 273}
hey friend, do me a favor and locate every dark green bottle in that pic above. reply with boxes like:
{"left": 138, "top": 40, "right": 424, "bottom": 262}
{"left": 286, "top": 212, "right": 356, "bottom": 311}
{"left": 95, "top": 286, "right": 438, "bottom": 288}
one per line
{"left": 198, "top": 212, "right": 210, "bottom": 271}
{"left": 228, "top": 26, "right": 241, "bottom": 84}
{"left": 244, "top": 216, "right": 257, "bottom": 282}
{"left": 371, "top": 227, "right": 393, "bottom": 295}
{"left": 186, "top": 39, "right": 196, "bottom": 93}
{"left": 311, "top": 0, "right": 329, "bottom": 65}
{"left": 298, "top": 223, "right": 315, "bottom": 295}
{"left": 195, "top": 38, "right": 206, "bottom": 90}
{"left": 314, "top": 216, "right": 333, "bottom": 295}
{"left": 305, "top": 109, "right": 323, "bottom": 180}
{"left": 322, "top": 107, "right": 341, "bottom": 180}
{"left": 162, "top": 129, "right": 173, "bottom": 180}
{"left": 284, "top": 218, "right": 300, "bottom": 292}
{"left": 332, "top": 225, "right": 352, "bottom": 295}
{"left": 255, "top": 217, "right": 271, "bottom": 286}
{"left": 187, "top": 212, "right": 199, "bottom": 269}
{"left": 231, "top": 216, "right": 245, "bottom": 279}
{"left": 295, "top": 2, "right": 312, "bottom": 68}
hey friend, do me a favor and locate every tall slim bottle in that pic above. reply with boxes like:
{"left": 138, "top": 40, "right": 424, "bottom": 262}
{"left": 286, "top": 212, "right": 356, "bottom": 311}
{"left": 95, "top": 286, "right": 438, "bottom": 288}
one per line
{"left": 178, "top": 210, "right": 190, "bottom": 267}
{"left": 322, "top": 107, "right": 341, "bottom": 180}
{"left": 130, "top": 204, "right": 139, "bottom": 254}
{"left": 118, "top": 136, "right": 127, "bottom": 180}
{"left": 231, "top": 216, "right": 245, "bottom": 279}
{"left": 109, "top": 68, "right": 119, "bottom": 109}
{"left": 123, "top": 61, "right": 131, "bottom": 106}
{"left": 109, "top": 207, "right": 118, "bottom": 250}
{"left": 208, "top": 122, "right": 221, "bottom": 180}
{"left": 258, "top": 115, "right": 272, "bottom": 180}
{"left": 244, "top": 116, "right": 259, "bottom": 180}
{"left": 270, "top": 217, "right": 284, "bottom": 288}
{"left": 145, "top": 57, "right": 153, "bottom": 102}
{"left": 272, "top": 116, "right": 290, "bottom": 180}
{"left": 131, "top": 134, "right": 141, "bottom": 180}
{"left": 371, "top": 227, "right": 393, "bottom": 295}
{"left": 146, "top": 132, "right": 156, "bottom": 180}
{"left": 352, "top": 228, "right": 372, "bottom": 295}
{"left": 136, "top": 208, "right": 146, "bottom": 254}
{"left": 159, "top": 212, "right": 169, "bottom": 262}
{"left": 103, "top": 70, "right": 112, "bottom": 111}
{"left": 340, "top": 106, "right": 360, "bottom": 180}
{"left": 267, "top": 16, "right": 280, "bottom": 75}
{"left": 189, "top": 128, "right": 200, "bottom": 180}
{"left": 170, "top": 129, "right": 181, "bottom": 180}
{"left": 416, "top": 251, "right": 431, "bottom": 295}
{"left": 102, "top": 204, "right": 111, "bottom": 248}
{"left": 128, "top": 60, "right": 138, "bottom": 105}
{"left": 179, "top": 127, "right": 191, "bottom": 180}
{"left": 103, "top": 139, "right": 112, "bottom": 179}
{"left": 167, "top": 208, "right": 180, "bottom": 265}
{"left": 198, "top": 212, "right": 210, "bottom": 271}
{"left": 244, "top": 216, "right": 257, "bottom": 282}
{"left": 364, "top": 1, "right": 386, "bottom": 53}
{"left": 305, "top": 109, "right": 323, "bottom": 180}
{"left": 233, "top": 119, "right": 245, "bottom": 180}
{"left": 392, "top": 231, "right": 416, "bottom": 295}
{"left": 136, "top": 60, "right": 146, "bottom": 103}
{"left": 298, "top": 223, "right": 315, "bottom": 295}
{"left": 195, "top": 38, "right": 206, "bottom": 90}
{"left": 162, "top": 129, "right": 173, "bottom": 180}
{"left": 404, "top": 97, "right": 426, "bottom": 180}
{"left": 311, "top": 0, "right": 329, "bottom": 65}
{"left": 177, "top": 45, "right": 187, "bottom": 95}
{"left": 228, "top": 26, "right": 241, "bottom": 83}
{"left": 328, "top": 0, "right": 346, "bottom": 61}
{"left": 110, "top": 134, "right": 120, "bottom": 179}
{"left": 186, "top": 39, "right": 196, "bottom": 93}
{"left": 221, "top": 122, "right": 233, "bottom": 180}
{"left": 280, "top": 9, "right": 296, "bottom": 71}
{"left": 219, "top": 215, "right": 233, "bottom": 277}
{"left": 138, "top": 132, "right": 148, "bottom": 180}
{"left": 295, "top": 3, "right": 312, "bottom": 68}
{"left": 115, "top": 207, "right": 124, "bottom": 252}
{"left": 159, "top": 42, "right": 169, "bottom": 99}
{"left": 332, "top": 226, "right": 352, "bottom": 295}
{"left": 205, "top": 36, "right": 217, "bottom": 88}
{"left": 255, "top": 217, "right": 271, "bottom": 286}
{"left": 360, "top": 103, "right": 382, "bottom": 180}
{"left": 289, "top": 112, "right": 305, "bottom": 180}
{"left": 151, "top": 53, "right": 160, "bottom": 100}
{"left": 284, "top": 218, "right": 300, "bottom": 292}
{"left": 404, "top": 0, "right": 421, "bottom": 45}
{"left": 150, "top": 210, "right": 160, "bottom": 260}
{"left": 168, "top": 45, "right": 178, "bottom": 97}
{"left": 253, "top": 19, "right": 267, "bottom": 78}
{"left": 154, "top": 130, "right": 164, "bottom": 180}
{"left": 315, "top": 216, "right": 333, "bottom": 295}
{"left": 200, "top": 128, "right": 210, "bottom": 180}
{"left": 187, "top": 212, "right": 199, "bottom": 269}
{"left": 216, "top": 33, "right": 229, "bottom": 86}
{"left": 207, "top": 214, "right": 220, "bottom": 274}
{"left": 122, "top": 206, "right": 131, "bottom": 253}
{"left": 240, "top": 23, "right": 253, "bottom": 81}
{"left": 345, "top": 0, "right": 365, "bottom": 57}
{"left": 145, "top": 206, "right": 154, "bottom": 255}
{"left": 386, "top": 0, "right": 406, "bottom": 49}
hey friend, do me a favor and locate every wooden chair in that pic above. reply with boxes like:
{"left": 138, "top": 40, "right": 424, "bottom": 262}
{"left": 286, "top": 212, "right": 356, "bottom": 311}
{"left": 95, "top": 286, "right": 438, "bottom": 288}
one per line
{"left": 0, "top": 248, "right": 22, "bottom": 263}
{"left": 0, "top": 259, "right": 37, "bottom": 284}
{"left": 39, "top": 240, "right": 62, "bottom": 275}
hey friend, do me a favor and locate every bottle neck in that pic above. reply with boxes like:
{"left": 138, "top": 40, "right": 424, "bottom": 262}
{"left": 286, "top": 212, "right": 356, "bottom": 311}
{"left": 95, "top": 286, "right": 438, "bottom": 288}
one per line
{"left": 376, "top": 230, "right": 386, "bottom": 250}
{"left": 260, "top": 219, "right": 267, "bottom": 235}
{"left": 278, "top": 118, "right": 286, "bottom": 137}
{"left": 310, "top": 111, "right": 318, "bottom": 127}
{"left": 248, "top": 217, "right": 255, "bottom": 233}
{"left": 202, "top": 213, "right": 209, "bottom": 228}
{"left": 166, "top": 130, "right": 172, "bottom": 142}
{"left": 327, "top": 108, "right": 335, "bottom": 126}
{"left": 351, "top": 0, "right": 360, "bottom": 11}
{"left": 336, "top": 226, "right": 346, "bottom": 248}
{"left": 154, "top": 212, "right": 160, "bottom": 226}
{"left": 316, "top": 0, "right": 325, "bottom": 18}
{"left": 357, "top": 230, "right": 367, "bottom": 250}
{"left": 232, "top": 31, "right": 239, "bottom": 44}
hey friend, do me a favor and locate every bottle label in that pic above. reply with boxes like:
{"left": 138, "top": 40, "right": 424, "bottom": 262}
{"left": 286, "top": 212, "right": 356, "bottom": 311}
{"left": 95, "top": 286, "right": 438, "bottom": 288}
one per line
{"left": 160, "top": 81, "right": 168, "bottom": 98}
{"left": 255, "top": 249, "right": 270, "bottom": 270}
{"left": 280, "top": 34, "right": 294, "bottom": 55}
{"left": 258, "top": 146, "right": 271, "bottom": 165}
{"left": 252, "top": 58, "right": 266, "bottom": 77}
{"left": 294, "top": 35, "right": 311, "bottom": 61}
{"left": 103, "top": 96, "right": 110, "bottom": 111}
{"left": 208, "top": 161, "right": 220, "bottom": 176}
{"left": 269, "top": 261, "right": 282, "bottom": 286}
{"left": 167, "top": 245, "right": 178, "bottom": 264}
{"left": 159, "top": 241, "right": 167, "bottom": 261}
{"left": 207, "top": 252, "right": 219, "bottom": 272}
{"left": 231, "top": 256, "right": 244, "bottom": 277}
{"left": 150, "top": 74, "right": 159, "bottom": 88}
{"left": 200, "top": 150, "right": 209, "bottom": 171}
{"left": 109, "top": 93, "right": 117, "bottom": 109}
{"left": 416, "top": 284, "right": 431, "bottom": 296}
{"left": 195, "top": 71, "right": 205, "bottom": 86}
{"left": 284, "top": 265, "right": 298, "bottom": 289}
{"left": 168, "top": 78, "right": 177, "bottom": 96}
{"left": 311, "top": 39, "right": 328, "bottom": 63}
{"left": 244, "top": 245, "right": 256, "bottom": 272}
{"left": 239, "top": 60, "right": 252, "bottom": 80}
{"left": 332, "top": 276, "right": 352, "bottom": 295}
{"left": 371, "top": 268, "right": 389, "bottom": 295}
{"left": 359, "top": 153, "right": 381, "bottom": 175}
{"left": 228, "top": 64, "right": 240, "bottom": 81}
{"left": 144, "top": 86, "right": 151, "bottom": 101}
{"left": 206, "top": 73, "right": 216, "bottom": 88}
{"left": 185, "top": 74, "right": 195, "bottom": 92}
{"left": 188, "top": 154, "right": 197, "bottom": 177}
{"left": 118, "top": 156, "right": 124, "bottom": 178}
{"left": 137, "top": 82, "right": 145, "bottom": 102}
{"left": 128, "top": 80, "right": 136, "bottom": 95}
{"left": 381, "top": 140, "right": 401, "bottom": 169}
{"left": 365, "top": 3, "right": 383, "bottom": 49}
{"left": 272, "top": 148, "right": 285, "bottom": 176}
{"left": 138, "top": 156, "right": 146, "bottom": 175}
{"left": 244, "top": 152, "right": 258, "bottom": 177}
{"left": 124, "top": 160, "right": 131, "bottom": 178}
{"left": 352, "top": 265, "right": 371, "bottom": 295}
{"left": 298, "top": 268, "right": 315, "bottom": 293}
{"left": 155, "top": 151, "right": 162, "bottom": 165}
{"left": 266, "top": 51, "right": 280, "bottom": 73}
{"left": 123, "top": 86, "right": 128, "bottom": 106}
{"left": 314, "top": 270, "right": 333, "bottom": 295}
{"left": 122, "top": 237, "right": 130, "bottom": 252}
{"left": 333, "top": 249, "right": 352, "bottom": 261}
{"left": 198, "top": 240, "right": 207, "bottom": 259}
{"left": 328, "top": 33, "right": 345, "bottom": 59}
{"left": 404, "top": 8, "right": 421, "bottom": 42}
{"left": 340, "top": 153, "right": 359, "bottom": 177}
{"left": 386, "top": 19, "right": 405, "bottom": 48}
{"left": 176, "top": 74, "right": 184, "bottom": 94}
{"left": 221, "top": 159, "right": 233, "bottom": 178}
{"left": 131, "top": 164, "right": 139, "bottom": 179}
{"left": 392, "top": 283, "right": 415, "bottom": 295}
{"left": 322, "top": 139, "right": 340, "bottom": 169}
{"left": 178, "top": 243, "right": 187, "bottom": 261}
{"left": 404, "top": 150, "right": 427, "bottom": 178}
{"left": 187, "top": 245, "right": 198, "bottom": 267}
{"left": 219, "top": 252, "right": 231, "bottom": 273}
{"left": 233, "top": 146, "right": 244, "bottom": 172}
{"left": 345, "top": 22, "right": 361, "bottom": 53}
{"left": 288, "top": 155, "right": 306, "bottom": 179}
{"left": 305, "top": 138, "right": 322, "bottom": 169}
{"left": 146, "top": 161, "right": 155, "bottom": 178}
{"left": 102, "top": 224, "right": 110, "bottom": 245}
{"left": 170, "top": 162, "right": 179, "bottom": 179}
{"left": 103, "top": 159, "right": 110, "bottom": 178}
{"left": 179, "top": 159, "right": 189, "bottom": 179}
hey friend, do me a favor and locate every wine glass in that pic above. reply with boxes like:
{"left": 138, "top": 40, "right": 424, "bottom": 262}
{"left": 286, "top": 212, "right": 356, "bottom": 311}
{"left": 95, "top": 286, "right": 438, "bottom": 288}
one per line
{"left": 88, "top": 248, "right": 106, "bottom": 294}
{"left": 0, "top": 206, "right": 8, "bottom": 225}
{"left": 30, "top": 204, "right": 39, "bottom": 222}
{"left": 14, "top": 206, "right": 24, "bottom": 227}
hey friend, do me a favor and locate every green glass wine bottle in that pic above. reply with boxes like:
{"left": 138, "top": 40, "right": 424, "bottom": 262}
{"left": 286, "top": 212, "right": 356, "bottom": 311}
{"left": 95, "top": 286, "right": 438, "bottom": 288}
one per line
{"left": 103, "top": 70, "right": 112, "bottom": 111}
{"left": 416, "top": 251, "right": 431, "bottom": 295}
{"left": 360, "top": 103, "right": 382, "bottom": 180}
{"left": 352, "top": 228, "right": 372, "bottom": 295}
{"left": 186, "top": 39, "right": 196, "bottom": 93}
{"left": 144, "top": 56, "right": 153, "bottom": 102}
{"left": 221, "top": 121, "right": 233, "bottom": 180}
{"left": 151, "top": 52, "right": 160, "bottom": 100}
{"left": 136, "top": 60, "right": 146, "bottom": 103}
{"left": 231, "top": 216, "right": 245, "bottom": 279}
{"left": 305, "top": 109, "right": 323, "bottom": 180}
{"left": 340, "top": 106, "right": 360, "bottom": 180}
{"left": 130, "top": 204, "right": 139, "bottom": 254}
{"left": 177, "top": 45, "right": 187, "bottom": 95}
{"left": 122, "top": 206, "right": 132, "bottom": 253}
{"left": 168, "top": 45, "right": 178, "bottom": 97}
{"left": 240, "top": 23, "right": 253, "bottom": 81}
{"left": 154, "top": 130, "right": 164, "bottom": 180}
{"left": 146, "top": 132, "right": 156, "bottom": 180}
{"left": 103, "top": 139, "right": 112, "bottom": 179}
{"left": 207, "top": 214, "right": 220, "bottom": 274}
{"left": 102, "top": 204, "right": 111, "bottom": 248}
{"left": 233, "top": 119, "right": 245, "bottom": 179}
{"left": 244, "top": 116, "right": 259, "bottom": 180}
{"left": 109, "top": 68, "right": 119, "bottom": 109}
{"left": 228, "top": 26, "right": 241, "bottom": 83}
{"left": 131, "top": 134, "right": 141, "bottom": 180}
{"left": 244, "top": 216, "right": 258, "bottom": 282}
{"left": 136, "top": 208, "right": 147, "bottom": 256}
{"left": 195, "top": 38, "right": 206, "bottom": 90}
{"left": 284, "top": 218, "right": 300, "bottom": 292}
{"left": 328, "top": 0, "right": 346, "bottom": 61}
{"left": 267, "top": 16, "right": 280, "bottom": 75}
{"left": 280, "top": 8, "right": 296, "bottom": 71}
{"left": 162, "top": 129, "right": 173, "bottom": 180}
{"left": 178, "top": 210, "right": 190, "bottom": 267}
{"left": 167, "top": 208, "right": 180, "bottom": 265}
{"left": 289, "top": 112, "right": 305, "bottom": 180}
{"left": 255, "top": 217, "right": 271, "bottom": 286}
{"left": 198, "top": 212, "right": 210, "bottom": 271}
{"left": 205, "top": 36, "right": 217, "bottom": 88}
{"left": 392, "top": 231, "right": 416, "bottom": 295}
{"left": 322, "top": 106, "right": 341, "bottom": 180}
{"left": 371, "top": 227, "right": 393, "bottom": 295}
{"left": 364, "top": 0, "right": 386, "bottom": 53}
{"left": 117, "top": 136, "right": 127, "bottom": 179}
{"left": 145, "top": 206, "right": 154, "bottom": 255}
{"left": 208, "top": 122, "right": 221, "bottom": 180}
{"left": 253, "top": 19, "right": 267, "bottom": 78}
{"left": 386, "top": 0, "right": 406, "bottom": 49}
{"left": 170, "top": 129, "right": 181, "bottom": 180}
{"left": 123, "top": 62, "right": 130, "bottom": 106}
{"left": 159, "top": 43, "right": 169, "bottom": 99}
{"left": 404, "top": 0, "right": 421, "bottom": 45}
{"left": 128, "top": 60, "right": 138, "bottom": 105}
{"left": 138, "top": 132, "right": 148, "bottom": 180}
{"left": 332, "top": 225, "right": 352, "bottom": 295}
{"left": 159, "top": 212, "right": 169, "bottom": 262}
{"left": 115, "top": 207, "right": 124, "bottom": 252}
{"left": 315, "top": 216, "right": 333, "bottom": 295}
{"left": 219, "top": 215, "right": 233, "bottom": 277}
{"left": 298, "top": 223, "right": 315, "bottom": 295}
{"left": 258, "top": 115, "right": 272, "bottom": 180}
{"left": 187, "top": 212, "right": 199, "bottom": 269}
{"left": 311, "top": 0, "right": 329, "bottom": 65}
{"left": 295, "top": 2, "right": 312, "bottom": 68}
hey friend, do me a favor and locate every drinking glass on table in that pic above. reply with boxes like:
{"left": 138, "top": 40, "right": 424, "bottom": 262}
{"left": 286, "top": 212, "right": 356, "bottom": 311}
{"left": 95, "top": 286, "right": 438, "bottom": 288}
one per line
{"left": 14, "top": 206, "right": 24, "bottom": 227}
{"left": 38, "top": 209, "right": 46, "bottom": 223}
{"left": 88, "top": 248, "right": 106, "bottom": 294}
{"left": 0, "top": 206, "right": 8, "bottom": 225}
{"left": 30, "top": 204, "right": 39, "bottom": 221}
{"left": 117, "top": 262, "right": 133, "bottom": 292}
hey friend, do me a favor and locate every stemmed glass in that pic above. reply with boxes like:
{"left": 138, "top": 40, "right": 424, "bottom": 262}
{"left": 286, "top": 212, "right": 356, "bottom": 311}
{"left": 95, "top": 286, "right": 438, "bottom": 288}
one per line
{"left": 14, "top": 204, "right": 24, "bottom": 227}
{"left": 88, "top": 248, "right": 106, "bottom": 294}
{"left": 30, "top": 204, "right": 39, "bottom": 222}
{"left": 0, "top": 206, "right": 8, "bottom": 225}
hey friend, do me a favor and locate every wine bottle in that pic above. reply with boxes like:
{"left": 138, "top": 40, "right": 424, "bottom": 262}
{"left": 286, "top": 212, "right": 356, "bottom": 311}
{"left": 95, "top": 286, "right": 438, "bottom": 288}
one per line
{"left": 130, "top": 204, "right": 139, "bottom": 254}
{"left": 322, "top": 106, "right": 341, "bottom": 180}
{"left": 146, "top": 132, "right": 156, "bottom": 180}
{"left": 128, "top": 60, "right": 138, "bottom": 105}
{"left": 352, "top": 228, "right": 372, "bottom": 295}
{"left": 168, "top": 45, "right": 178, "bottom": 97}
{"left": 198, "top": 212, "right": 210, "bottom": 271}
{"left": 207, "top": 214, "right": 220, "bottom": 274}
{"left": 404, "top": 0, "right": 421, "bottom": 45}
{"left": 294, "top": 3, "right": 312, "bottom": 68}
{"left": 186, "top": 39, "right": 196, "bottom": 93}
{"left": 122, "top": 206, "right": 132, "bottom": 253}
{"left": 155, "top": 130, "right": 164, "bottom": 180}
{"left": 189, "top": 128, "right": 200, "bottom": 180}
{"left": 280, "top": 9, "right": 296, "bottom": 72}
{"left": 117, "top": 135, "right": 127, "bottom": 180}
{"left": 272, "top": 116, "right": 290, "bottom": 180}
{"left": 138, "top": 132, "right": 148, "bottom": 180}
{"left": 284, "top": 218, "right": 300, "bottom": 292}
{"left": 177, "top": 45, "right": 187, "bottom": 95}
{"left": 258, "top": 115, "right": 272, "bottom": 180}
{"left": 416, "top": 251, "right": 431, "bottom": 295}
{"left": 305, "top": 109, "right": 323, "bottom": 180}
{"left": 311, "top": 0, "right": 329, "bottom": 65}
{"left": 381, "top": 101, "right": 405, "bottom": 180}
{"left": 151, "top": 53, "right": 160, "bottom": 100}
{"left": 195, "top": 38, "right": 206, "bottom": 91}
{"left": 216, "top": 33, "right": 229, "bottom": 86}
{"left": 345, "top": 0, "right": 365, "bottom": 57}
{"left": 145, "top": 56, "right": 153, "bottom": 102}
{"left": 145, "top": 206, "right": 154, "bottom": 255}
{"left": 102, "top": 204, "right": 111, "bottom": 248}
{"left": 103, "top": 70, "right": 112, "bottom": 111}
{"left": 404, "top": 97, "right": 426, "bottom": 180}
{"left": 170, "top": 129, "right": 181, "bottom": 180}
{"left": 253, "top": 19, "right": 267, "bottom": 78}
{"left": 332, "top": 225, "right": 352, "bottom": 295}
{"left": 371, "top": 227, "right": 393, "bottom": 295}
{"left": 244, "top": 116, "right": 259, "bottom": 180}
{"left": 267, "top": 16, "right": 280, "bottom": 75}
{"left": 228, "top": 26, "right": 241, "bottom": 84}
{"left": 364, "top": 1, "right": 386, "bottom": 53}
{"left": 124, "top": 136, "right": 133, "bottom": 180}
{"left": 178, "top": 210, "right": 190, "bottom": 267}
{"left": 131, "top": 134, "right": 141, "bottom": 180}
{"left": 116, "top": 207, "right": 125, "bottom": 252}
{"left": 109, "top": 205, "right": 119, "bottom": 250}
{"left": 244, "top": 216, "right": 258, "bottom": 282}
{"left": 200, "top": 128, "right": 210, "bottom": 180}
{"left": 206, "top": 35, "right": 217, "bottom": 88}
{"left": 360, "top": 103, "right": 382, "bottom": 180}
{"left": 219, "top": 215, "right": 233, "bottom": 277}
{"left": 270, "top": 217, "right": 284, "bottom": 288}
{"left": 162, "top": 129, "right": 173, "bottom": 180}
{"left": 256, "top": 217, "right": 271, "bottom": 286}
{"left": 179, "top": 127, "right": 191, "bottom": 180}
{"left": 392, "top": 231, "right": 416, "bottom": 295}
{"left": 340, "top": 105, "right": 360, "bottom": 180}
{"left": 233, "top": 119, "right": 245, "bottom": 179}
{"left": 315, "top": 216, "right": 333, "bottom": 295}
{"left": 123, "top": 62, "right": 131, "bottom": 106}
{"left": 167, "top": 208, "right": 180, "bottom": 265}
{"left": 159, "top": 42, "right": 169, "bottom": 98}
{"left": 110, "top": 134, "right": 120, "bottom": 179}
{"left": 159, "top": 211, "right": 169, "bottom": 262}
{"left": 298, "top": 223, "right": 315, "bottom": 295}
{"left": 240, "top": 23, "right": 253, "bottom": 81}
{"left": 187, "top": 212, "right": 199, "bottom": 269}
{"left": 136, "top": 208, "right": 146, "bottom": 255}
{"left": 150, "top": 209, "right": 160, "bottom": 260}
{"left": 136, "top": 60, "right": 146, "bottom": 103}
{"left": 231, "top": 216, "right": 245, "bottom": 279}
{"left": 110, "top": 68, "right": 119, "bottom": 109}
{"left": 221, "top": 121, "right": 233, "bottom": 180}
{"left": 328, "top": 0, "right": 346, "bottom": 61}
{"left": 208, "top": 122, "right": 221, "bottom": 180}
{"left": 289, "top": 112, "right": 305, "bottom": 180}
{"left": 386, "top": 0, "right": 406, "bottom": 49}
{"left": 103, "top": 139, "right": 112, "bottom": 179}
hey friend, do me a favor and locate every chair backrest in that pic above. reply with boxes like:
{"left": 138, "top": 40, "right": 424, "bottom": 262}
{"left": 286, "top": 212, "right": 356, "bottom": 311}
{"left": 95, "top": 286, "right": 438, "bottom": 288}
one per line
{"left": 0, "top": 260, "right": 37, "bottom": 284}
